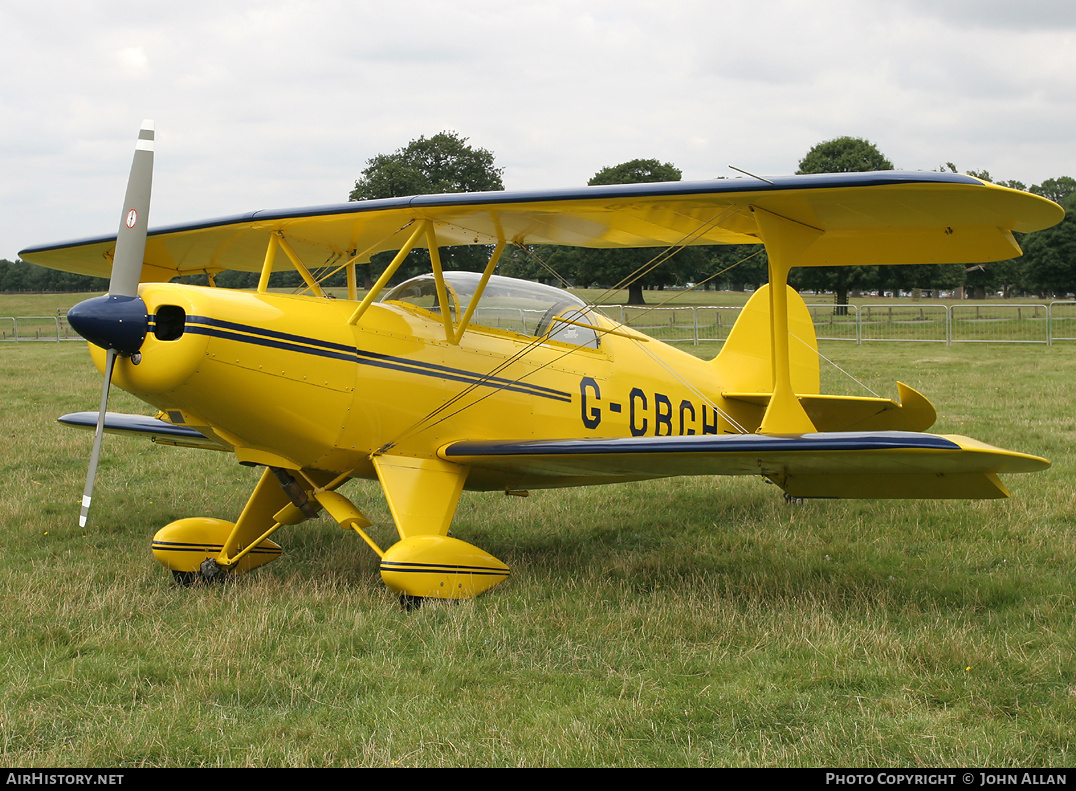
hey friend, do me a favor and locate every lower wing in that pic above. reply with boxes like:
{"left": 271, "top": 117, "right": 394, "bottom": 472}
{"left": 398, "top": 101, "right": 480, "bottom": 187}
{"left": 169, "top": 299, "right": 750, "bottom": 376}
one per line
{"left": 440, "top": 431, "right": 1048, "bottom": 499}
{"left": 58, "top": 412, "right": 226, "bottom": 451}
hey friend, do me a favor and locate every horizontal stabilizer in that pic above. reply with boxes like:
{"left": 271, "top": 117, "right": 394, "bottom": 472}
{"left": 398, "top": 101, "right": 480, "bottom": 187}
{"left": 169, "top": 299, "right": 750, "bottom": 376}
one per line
{"left": 441, "top": 431, "right": 1048, "bottom": 498}
{"left": 58, "top": 412, "right": 225, "bottom": 450}
{"left": 724, "top": 382, "right": 937, "bottom": 432}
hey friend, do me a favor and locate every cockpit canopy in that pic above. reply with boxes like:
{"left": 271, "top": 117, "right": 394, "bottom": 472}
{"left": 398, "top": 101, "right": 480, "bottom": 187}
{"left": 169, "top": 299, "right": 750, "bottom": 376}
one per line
{"left": 382, "top": 272, "right": 600, "bottom": 348}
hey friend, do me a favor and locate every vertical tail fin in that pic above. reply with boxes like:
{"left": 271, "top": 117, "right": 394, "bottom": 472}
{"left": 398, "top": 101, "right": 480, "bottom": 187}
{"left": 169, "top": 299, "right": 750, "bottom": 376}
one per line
{"left": 714, "top": 284, "right": 820, "bottom": 396}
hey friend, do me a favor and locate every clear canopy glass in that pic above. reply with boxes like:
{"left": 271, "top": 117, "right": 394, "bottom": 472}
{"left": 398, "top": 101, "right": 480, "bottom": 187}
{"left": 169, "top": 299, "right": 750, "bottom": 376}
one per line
{"left": 382, "top": 272, "right": 600, "bottom": 348}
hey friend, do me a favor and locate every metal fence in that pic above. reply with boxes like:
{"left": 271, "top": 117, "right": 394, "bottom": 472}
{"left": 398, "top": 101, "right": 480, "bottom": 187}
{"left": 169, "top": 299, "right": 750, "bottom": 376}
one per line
{"left": 1050, "top": 301, "right": 1076, "bottom": 342}
{"left": 607, "top": 302, "right": 1069, "bottom": 346}
{"left": 805, "top": 304, "right": 859, "bottom": 343}
{"left": 6, "top": 302, "right": 1076, "bottom": 346}
{"left": 857, "top": 304, "right": 950, "bottom": 343}
{"left": 950, "top": 303, "right": 1050, "bottom": 344}
{"left": 599, "top": 305, "right": 746, "bottom": 344}
{"left": 0, "top": 315, "right": 78, "bottom": 342}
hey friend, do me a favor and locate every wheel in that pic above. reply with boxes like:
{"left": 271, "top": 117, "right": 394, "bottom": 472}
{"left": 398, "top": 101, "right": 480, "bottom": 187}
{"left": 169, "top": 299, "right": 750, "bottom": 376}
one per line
{"left": 170, "top": 560, "right": 230, "bottom": 587}
{"left": 198, "top": 557, "right": 230, "bottom": 583}
{"left": 172, "top": 570, "right": 198, "bottom": 587}
{"left": 399, "top": 594, "right": 426, "bottom": 611}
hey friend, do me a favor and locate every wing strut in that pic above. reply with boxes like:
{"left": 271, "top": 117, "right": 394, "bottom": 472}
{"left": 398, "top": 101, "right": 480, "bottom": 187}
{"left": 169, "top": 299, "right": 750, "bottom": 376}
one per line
{"left": 275, "top": 233, "right": 326, "bottom": 298}
{"left": 752, "top": 207, "right": 822, "bottom": 435}
{"left": 256, "top": 233, "right": 279, "bottom": 293}
{"left": 426, "top": 223, "right": 455, "bottom": 342}
{"left": 347, "top": 222, "right": 427, "bottom": 325}
{"left": 452, "top": 240, "right": 506, "bottom": 343}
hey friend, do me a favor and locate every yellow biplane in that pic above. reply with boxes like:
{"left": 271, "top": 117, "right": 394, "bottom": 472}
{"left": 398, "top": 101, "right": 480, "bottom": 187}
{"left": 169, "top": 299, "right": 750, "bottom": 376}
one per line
{"left": 19, "top": 122, "right": 1064, "bottom": 605}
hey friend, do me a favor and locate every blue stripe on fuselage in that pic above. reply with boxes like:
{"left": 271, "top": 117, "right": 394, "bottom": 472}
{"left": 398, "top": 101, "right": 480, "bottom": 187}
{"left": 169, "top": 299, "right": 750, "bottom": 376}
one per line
{"left": 175, "top": 315, "right": 573, "bottom": 403}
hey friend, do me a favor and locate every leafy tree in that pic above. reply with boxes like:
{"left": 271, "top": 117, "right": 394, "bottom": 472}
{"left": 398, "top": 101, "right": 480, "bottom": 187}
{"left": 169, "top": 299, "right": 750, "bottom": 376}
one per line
{"left": 997, "top": 179, "right": 1028, "bottom": 191}
{"left": 877, "top": 262, "right": 965, "bottom": 297}
{"left": 495, "top": 244, "right": 573, "bottom": 287}
{"left": 1017, "top": 178, "right": 1076, "bottom": 296}
{"left": 589, "top": 159, "right": 680, "bottom": 187}
{"left": 947, "top": 164, "right": 1028, "bottom": 193}
{"left": 349, "top": 132, "right": 504, "bottom": 285}
{"left": 797, "top": 136, "right": 894, "bottom": 175}
{"left": 0, "top": 259, "right": 108, "bottom": 292}
{"left": 350, "top": 131, "right": 503, "bottom": 200}
{"left": 698, "top": 245, "right": 768, "bottom": 293}
{"left": 1031, "top": 177, "right": 1076, "bottom": 205}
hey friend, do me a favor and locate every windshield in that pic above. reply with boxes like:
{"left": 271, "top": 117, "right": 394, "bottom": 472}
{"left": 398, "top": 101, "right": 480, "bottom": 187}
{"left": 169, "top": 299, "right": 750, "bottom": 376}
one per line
{"left": 382, "top": 272, "right": 600, "bottom": 348}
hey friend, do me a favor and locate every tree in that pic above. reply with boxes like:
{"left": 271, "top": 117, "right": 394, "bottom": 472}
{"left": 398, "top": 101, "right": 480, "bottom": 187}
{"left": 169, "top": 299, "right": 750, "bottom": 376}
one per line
{"left": 797, "top": 136, "right": 894, "bottom": 175}
{"left": 697, "top": 245, "right": 768, "bottom": 292}
{"left": 349, "top": 132, "right": 504, "bottom": 284}
{"left": 350, "top": 131, "right": 503, "bottom": 200}
{"left": 0, "top": 259, "right": 108, "bottom": 292}
{"left": 565, "top": 158, "right": 691, "bottom": 305}
{"left": 1031, "top": 177, "right": 1076, "bottom": 205}
{"left": 1020, "top": 191, "right": 1076, "bottom": 297}
{"left": 792, "top": 137, "right": 894, "bottom": 305}
{"left": 589, "top": 159, "right": 681, "bottom": 187}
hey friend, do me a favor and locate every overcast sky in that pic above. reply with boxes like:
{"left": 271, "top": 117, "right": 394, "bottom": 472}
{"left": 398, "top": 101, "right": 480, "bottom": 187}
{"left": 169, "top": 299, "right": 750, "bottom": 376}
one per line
{"left": 3, "top": 0, "right": 1074, "bottom": 260}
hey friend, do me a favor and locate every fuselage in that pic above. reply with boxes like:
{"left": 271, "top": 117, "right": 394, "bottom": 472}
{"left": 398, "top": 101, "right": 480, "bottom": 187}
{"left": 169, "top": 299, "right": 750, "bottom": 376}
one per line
{"left": 95, "top": 277, "right": 751, "bottom": 489}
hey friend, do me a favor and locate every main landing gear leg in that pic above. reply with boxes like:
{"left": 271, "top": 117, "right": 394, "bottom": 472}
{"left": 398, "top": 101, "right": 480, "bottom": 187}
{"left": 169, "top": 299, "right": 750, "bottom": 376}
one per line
{"left": 153, "top": 466, "right": 339, "bottom": 583}
{"left": 372, "top": 456, "right": 510, "bottom": 607}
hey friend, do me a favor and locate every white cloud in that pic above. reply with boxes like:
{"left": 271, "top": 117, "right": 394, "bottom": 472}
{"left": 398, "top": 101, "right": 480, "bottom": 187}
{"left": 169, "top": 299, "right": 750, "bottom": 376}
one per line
{"left": 3, "top": 0, "right": 1075, "bottom": 259}
{"left": 115, "top": 46, "right": 150, "bottom": 77}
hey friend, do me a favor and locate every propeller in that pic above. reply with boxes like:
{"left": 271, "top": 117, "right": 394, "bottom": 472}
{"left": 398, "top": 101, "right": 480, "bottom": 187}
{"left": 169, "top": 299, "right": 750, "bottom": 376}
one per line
{"left": 68, "top": 120, "right": 154, "bottom": 527}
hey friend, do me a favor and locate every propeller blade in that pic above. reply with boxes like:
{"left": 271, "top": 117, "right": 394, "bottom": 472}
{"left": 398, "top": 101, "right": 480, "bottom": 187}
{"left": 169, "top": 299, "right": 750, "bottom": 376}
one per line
{"left": 110, "top": 120, "right": 154, "bottom": 298}
{"left": 80, "top": 349, "right": 117, "bottom": 528}
{"left": 75, "top": 120, "right": 154, "bottom": 527}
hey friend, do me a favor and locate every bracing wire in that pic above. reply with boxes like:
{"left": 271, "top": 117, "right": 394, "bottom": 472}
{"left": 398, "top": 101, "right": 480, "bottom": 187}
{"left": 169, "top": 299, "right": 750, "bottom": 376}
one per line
{"left": 789, "top": 330, "right": 882, "bottom": 398}
{"left": 375, "top": 210, "right": 763, "bottom": 451}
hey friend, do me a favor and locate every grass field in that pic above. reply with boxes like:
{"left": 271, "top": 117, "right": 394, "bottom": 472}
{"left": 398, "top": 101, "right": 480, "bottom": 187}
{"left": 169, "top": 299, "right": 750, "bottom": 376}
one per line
{"left": 1, "top": 293, "right": 1074, "bottom": 767}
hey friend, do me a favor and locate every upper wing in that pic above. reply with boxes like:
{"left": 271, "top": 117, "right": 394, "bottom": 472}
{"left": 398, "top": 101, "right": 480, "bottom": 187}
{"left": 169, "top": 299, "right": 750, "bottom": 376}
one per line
{"left": 440, "top": 431, "right": 1049, "bottom": 499}
{"left": 20, "top": 171, "right": 1064, "bottom": 281}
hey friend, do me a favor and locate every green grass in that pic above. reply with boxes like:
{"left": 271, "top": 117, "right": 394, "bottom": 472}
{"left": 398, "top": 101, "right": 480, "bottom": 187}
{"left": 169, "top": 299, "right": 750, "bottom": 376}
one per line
{"left": 1, "top": 294, "right": 1075, "bottom": 767}
{"left": 0, "top": 293, "right": 91, "bottom": 317}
